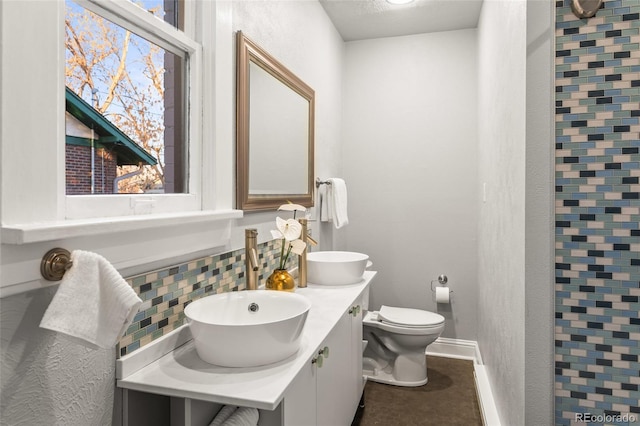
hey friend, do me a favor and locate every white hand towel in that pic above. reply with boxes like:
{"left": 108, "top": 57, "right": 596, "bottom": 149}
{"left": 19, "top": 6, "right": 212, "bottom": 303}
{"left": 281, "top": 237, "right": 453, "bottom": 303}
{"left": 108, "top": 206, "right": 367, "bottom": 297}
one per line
{"left": 40, "top": 250, "right": 142, "bottom": 349}
{"left": 222, "top": 407, "right": 259, "bottom": 426}
{"left": 209, "top": 405, "right": 238, "bottom": 426}
{"left": 328, "top": 178, "right": 349, "bottom": 229}
{"left": 319, "top": 184, "right": 330, "bottom": 222}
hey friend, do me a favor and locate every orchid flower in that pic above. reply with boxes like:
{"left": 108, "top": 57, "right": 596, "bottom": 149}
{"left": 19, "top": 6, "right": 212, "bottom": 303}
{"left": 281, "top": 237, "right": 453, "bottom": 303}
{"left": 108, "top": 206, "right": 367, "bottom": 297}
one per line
{"left": 276, "top": 217, "right": 302, "bottom": 241}
{"left": 272, "top": 204, "right": 308, "bottom": 270}
{"left": 277, "top": 203, "right": 307, "bottom": 214}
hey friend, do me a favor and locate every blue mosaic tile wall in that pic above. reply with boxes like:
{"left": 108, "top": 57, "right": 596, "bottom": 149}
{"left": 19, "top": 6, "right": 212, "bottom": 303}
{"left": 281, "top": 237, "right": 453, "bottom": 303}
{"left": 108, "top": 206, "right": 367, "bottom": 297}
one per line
{"left": 556, "top": 0, "right": 640, "bottom": 424}
{"left": 117, "top": 239, "right": 295, "bottom": 357}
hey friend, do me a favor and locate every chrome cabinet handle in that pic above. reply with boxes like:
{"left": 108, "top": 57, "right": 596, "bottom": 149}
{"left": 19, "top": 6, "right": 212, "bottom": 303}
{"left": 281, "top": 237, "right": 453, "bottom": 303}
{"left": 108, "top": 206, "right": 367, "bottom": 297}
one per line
{"left": 312, "top": 346, "right": 330, "bottom": 368}
{"left": 319, "top": 346, "right": 329, "bottom": 358}
{"left": 312, "top": 355, "right": 323, "bottom": 368}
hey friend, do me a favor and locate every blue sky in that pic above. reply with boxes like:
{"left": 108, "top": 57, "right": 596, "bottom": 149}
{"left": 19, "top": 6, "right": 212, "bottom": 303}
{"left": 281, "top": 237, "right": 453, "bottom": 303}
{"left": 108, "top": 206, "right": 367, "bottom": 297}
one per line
{"left": 65, "top": 0, "right": 171, "bottom": 151}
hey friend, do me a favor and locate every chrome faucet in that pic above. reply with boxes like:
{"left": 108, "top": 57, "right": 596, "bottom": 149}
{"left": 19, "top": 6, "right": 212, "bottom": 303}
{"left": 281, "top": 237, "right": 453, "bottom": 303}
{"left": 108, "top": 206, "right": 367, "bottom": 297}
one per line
{"left": 297, "top": 218, "right": 317, "bottom": 288}
{"left": 245, "top": 229, "right": 259, "bottom": 290}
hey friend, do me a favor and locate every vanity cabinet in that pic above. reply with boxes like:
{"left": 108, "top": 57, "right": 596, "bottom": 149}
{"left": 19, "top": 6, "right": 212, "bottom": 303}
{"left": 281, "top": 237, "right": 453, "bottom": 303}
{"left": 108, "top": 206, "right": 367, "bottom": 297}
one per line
{"left": 349, "top": 296, "right": 366, "bottom": 405}
{"left": 316, "top": 312, "right": 356, "bottom": 426}
{"left": 117, "top": 275, "right": 374, "bottom": 426}
{"left": 283, "top": 296, "right": 366, "bottom": 426}
{"left": 123, "top": 306, "right": 366, "bottom": 426}
{"left": 285, "top": 312, "right": 354, "bottom": 426}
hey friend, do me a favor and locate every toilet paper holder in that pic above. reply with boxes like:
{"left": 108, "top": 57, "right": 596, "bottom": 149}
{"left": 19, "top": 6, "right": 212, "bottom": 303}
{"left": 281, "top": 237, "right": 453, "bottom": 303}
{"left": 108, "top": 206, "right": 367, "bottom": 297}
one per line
{"left": 430, "top": 274, "right": 453, "bottom": 293}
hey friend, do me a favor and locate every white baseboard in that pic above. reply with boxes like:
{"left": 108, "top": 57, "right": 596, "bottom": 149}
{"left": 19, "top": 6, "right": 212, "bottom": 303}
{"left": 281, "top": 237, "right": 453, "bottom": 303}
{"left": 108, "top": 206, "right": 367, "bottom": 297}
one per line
{"left": 426, "top": 337, "right": 482, "bottom": 363}
{"left": 474, "top": 364, "right": 501, "bottom": 426}
{"left": 426, "top": 338, "right": 500, "bottom": 426}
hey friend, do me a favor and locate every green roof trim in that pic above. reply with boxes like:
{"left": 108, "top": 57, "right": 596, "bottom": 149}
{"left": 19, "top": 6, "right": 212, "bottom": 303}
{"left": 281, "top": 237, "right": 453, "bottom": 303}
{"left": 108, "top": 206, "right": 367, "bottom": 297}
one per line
{"left": 66, "top": 135, "right": 108, "bottom": 149}
{"left": 65, "top": 87, "right": 157, "bottom": 166}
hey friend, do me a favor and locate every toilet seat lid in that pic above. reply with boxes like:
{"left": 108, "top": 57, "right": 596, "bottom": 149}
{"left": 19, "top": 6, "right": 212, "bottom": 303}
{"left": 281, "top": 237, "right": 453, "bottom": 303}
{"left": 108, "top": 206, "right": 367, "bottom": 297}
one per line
{"left": 378, "top": 305, "right": 445, "bottom": 327}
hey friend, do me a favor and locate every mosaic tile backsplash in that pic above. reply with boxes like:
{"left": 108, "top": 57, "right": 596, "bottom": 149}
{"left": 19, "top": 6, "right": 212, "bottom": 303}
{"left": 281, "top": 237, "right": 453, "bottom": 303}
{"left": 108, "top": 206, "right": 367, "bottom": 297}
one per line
{"left": 117, "top": 239, "right": 294, "bottom": 357}
{"left": 556, "top": 0, "right": 640, "bottom": 424}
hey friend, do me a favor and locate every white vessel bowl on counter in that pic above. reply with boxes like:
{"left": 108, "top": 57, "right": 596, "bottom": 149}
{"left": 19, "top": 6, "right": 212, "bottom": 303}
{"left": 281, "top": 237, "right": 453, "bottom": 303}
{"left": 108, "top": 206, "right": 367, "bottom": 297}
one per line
{"left": 184, "top": 290, "right": 311, "bottom": 367}
{"left": 307, "top": 251, "right": 369, "bottom": 285}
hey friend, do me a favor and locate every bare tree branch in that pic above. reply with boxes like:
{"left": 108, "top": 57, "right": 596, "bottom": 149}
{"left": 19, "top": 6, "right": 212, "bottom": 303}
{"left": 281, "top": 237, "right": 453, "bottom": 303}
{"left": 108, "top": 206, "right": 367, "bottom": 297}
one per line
{"left": 65, "top": 4, "right": 168, "bottom": 194}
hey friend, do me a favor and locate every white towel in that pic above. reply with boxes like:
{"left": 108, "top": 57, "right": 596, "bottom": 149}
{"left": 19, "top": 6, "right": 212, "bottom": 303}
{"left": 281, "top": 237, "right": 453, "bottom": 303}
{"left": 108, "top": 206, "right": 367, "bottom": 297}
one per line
{"left": 222, "top": 407, "right": 259, "bottom": 426}
{"left": 209, "top": 405, "right": 238, "bottom": 426}
{"left": 319, "top": 184, "right": 330, "bottom": 222}
{"left": 327, "top": 178, "right": 349, "bottom": 229}
{"left": 40, "top": 250, "right": 142, "bottom": 349}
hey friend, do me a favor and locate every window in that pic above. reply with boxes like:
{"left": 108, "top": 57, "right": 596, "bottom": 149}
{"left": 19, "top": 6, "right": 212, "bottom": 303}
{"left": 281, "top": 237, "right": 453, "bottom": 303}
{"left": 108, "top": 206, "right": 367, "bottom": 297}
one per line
{"left": 65, "top": 0, "right": 186, "bottom": 195}
{"left": 126, "top": 0, "right": 183, "bottom": 29}
{"left": 62, "top": 0, "right": 202, "bottom": 218}
{"left": 1, "top": 0, "right": 228, "bottom": 234}
{"left": 1, "top": 0, "right": 239, "bottom": 293}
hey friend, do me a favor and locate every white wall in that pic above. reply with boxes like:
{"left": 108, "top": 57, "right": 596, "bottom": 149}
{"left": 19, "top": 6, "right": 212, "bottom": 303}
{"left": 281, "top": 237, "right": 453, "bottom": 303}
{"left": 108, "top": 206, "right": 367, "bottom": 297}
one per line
{"left": 341, "top": 29, "right": 479, "bottom": 340}
{"left": 1, "top": 287, "right": 116, "bottom": 425}
{"left": 476, "top": 1, "right": 527, "bottom": 424}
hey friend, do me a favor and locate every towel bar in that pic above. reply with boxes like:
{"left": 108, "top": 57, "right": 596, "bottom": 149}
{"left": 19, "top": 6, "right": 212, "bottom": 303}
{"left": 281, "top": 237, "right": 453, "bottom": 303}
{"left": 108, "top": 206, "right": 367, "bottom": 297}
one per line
{"left": 315, "top": 178, "right": 332, "bottom": 188}
{"left": 41, "top": 248, "right": 73, "bottom": 281}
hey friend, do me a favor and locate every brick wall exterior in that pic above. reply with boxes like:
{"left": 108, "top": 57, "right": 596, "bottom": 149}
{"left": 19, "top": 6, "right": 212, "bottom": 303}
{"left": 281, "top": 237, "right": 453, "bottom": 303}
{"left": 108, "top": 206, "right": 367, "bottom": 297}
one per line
{"left": 66, "top": 144, "right": 118, "bottom": 195}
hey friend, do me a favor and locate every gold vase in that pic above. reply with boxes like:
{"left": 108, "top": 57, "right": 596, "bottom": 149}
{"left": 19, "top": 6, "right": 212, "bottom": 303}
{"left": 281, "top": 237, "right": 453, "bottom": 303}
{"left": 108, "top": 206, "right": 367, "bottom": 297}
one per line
{"left": 265, "top": 269, "right": 295, "bottom": 292}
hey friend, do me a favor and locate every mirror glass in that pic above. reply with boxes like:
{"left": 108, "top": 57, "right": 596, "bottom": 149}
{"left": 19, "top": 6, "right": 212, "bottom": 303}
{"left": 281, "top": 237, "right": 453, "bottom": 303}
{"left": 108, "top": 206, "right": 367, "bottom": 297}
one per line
{"left": 237, "top": 31, "right": 315, "bottom": 210}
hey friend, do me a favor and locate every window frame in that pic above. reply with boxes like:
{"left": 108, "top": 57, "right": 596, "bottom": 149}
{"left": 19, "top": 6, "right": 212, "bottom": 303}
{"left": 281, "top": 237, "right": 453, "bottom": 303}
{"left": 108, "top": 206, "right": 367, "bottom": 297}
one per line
{"left": 1, "top": 0, "right": 236, "bottom": 231}
{"left": 64, "top": 0, "right": 203, "bottom": 219}
{"left": 0, "top": 0, "right": 240, "bottom": 297}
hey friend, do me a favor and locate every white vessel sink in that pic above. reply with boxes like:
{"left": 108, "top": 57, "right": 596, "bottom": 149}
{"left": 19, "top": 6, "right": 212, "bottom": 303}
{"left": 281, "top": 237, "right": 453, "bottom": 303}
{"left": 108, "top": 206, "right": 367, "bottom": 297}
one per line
{"left": 184, "top": 290, "right": 311, "bottom": 367}
{"left": 307, "top": 251, "right": 369, "bottom": 286}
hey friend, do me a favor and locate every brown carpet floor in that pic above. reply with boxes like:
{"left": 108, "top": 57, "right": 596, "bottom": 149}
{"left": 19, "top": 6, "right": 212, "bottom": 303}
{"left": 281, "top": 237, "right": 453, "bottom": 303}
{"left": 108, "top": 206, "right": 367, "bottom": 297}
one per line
{"left": 352, "top": 356, "right": 482, "bottom": 426}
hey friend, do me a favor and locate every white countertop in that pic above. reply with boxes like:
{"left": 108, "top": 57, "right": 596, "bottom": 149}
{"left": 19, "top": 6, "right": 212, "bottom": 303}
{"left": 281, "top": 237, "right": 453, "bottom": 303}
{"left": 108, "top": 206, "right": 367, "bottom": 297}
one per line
{"left": 116, "top": 272, "right": 375, "bottom": 410}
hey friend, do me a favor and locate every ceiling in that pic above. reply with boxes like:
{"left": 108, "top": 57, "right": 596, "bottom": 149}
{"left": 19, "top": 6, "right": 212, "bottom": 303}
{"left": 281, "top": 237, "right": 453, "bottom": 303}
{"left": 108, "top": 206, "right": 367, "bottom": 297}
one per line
{"left": 319, "top": 0, "right": 484, "bottom": 42}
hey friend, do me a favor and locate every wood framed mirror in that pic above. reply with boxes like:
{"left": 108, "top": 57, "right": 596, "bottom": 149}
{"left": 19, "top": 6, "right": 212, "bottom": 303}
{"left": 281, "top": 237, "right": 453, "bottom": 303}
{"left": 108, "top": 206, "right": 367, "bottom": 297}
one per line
{"left": 236, "top": 31, "right": 315, "bottom": 211}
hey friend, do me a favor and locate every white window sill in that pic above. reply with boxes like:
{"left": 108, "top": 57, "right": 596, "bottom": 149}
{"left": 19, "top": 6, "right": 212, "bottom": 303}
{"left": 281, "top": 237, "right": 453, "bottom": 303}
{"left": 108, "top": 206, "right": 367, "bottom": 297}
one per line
{"left": 1, "top": 209, "right": 243, "bottom": 245}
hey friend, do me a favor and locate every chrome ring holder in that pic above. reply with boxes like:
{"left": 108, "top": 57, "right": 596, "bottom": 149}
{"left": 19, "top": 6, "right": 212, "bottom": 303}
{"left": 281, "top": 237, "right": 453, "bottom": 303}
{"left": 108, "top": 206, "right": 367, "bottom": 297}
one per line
{"left": 430, "top": 274, "right": 452, "bottom": 294}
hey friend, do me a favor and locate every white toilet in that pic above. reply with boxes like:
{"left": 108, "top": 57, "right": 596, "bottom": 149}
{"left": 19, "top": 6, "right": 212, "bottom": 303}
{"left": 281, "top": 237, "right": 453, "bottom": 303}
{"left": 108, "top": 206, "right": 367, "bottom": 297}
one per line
{"left": 362, "top": 305, "right": 445, "bottom": 387}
